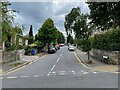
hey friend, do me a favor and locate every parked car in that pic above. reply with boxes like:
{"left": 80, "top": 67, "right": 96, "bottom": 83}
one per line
{"left": 48, "top": 47, "right": 56, "bottom": 54}
{"left": 59, "top": 44, "right": 64, "bottom": 47}
{"left": 68, "top": 45, "right": 75, "bottom": 51}
{"left": 55, "top": 45, "right": 60, "bottom": 50}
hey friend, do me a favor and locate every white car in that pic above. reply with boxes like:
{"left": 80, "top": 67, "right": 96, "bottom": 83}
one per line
{"left": 68, "top": 46, "right": 75, "bottom": 51}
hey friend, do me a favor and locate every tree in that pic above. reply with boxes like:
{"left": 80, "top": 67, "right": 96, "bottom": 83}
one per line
{"left": 67, "top": 34, "right": 74, "bottom": 45}
{"left": 37, "top": 18, "right": 58, "bottom": 52}
{"left": 28, "top": 25, "right": 34, "bottom": 44}
{"left": 87, "top": 2, "right": 120, "bottom": 30}
{"left": 1, "top": 2, "right": 20, "bottom": 50}
{"left": 65, "top": 7, "right": 92, "bottom": 62}
{"left": 57, "top": 31, "right": 65, "bottom": 44}
{"left": 64, "top": 7, "right": 81, "bottom": 35}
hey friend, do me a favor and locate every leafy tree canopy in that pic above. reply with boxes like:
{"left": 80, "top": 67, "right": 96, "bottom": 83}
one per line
{"left": 38, "top": 18, "right": 58, "bottom": 45}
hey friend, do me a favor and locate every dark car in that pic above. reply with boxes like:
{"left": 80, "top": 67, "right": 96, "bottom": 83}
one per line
{"left": 55, "top": 45, "right": 60, "bottom": 50}
{"left": 48, "top": 47, "right": 56, "bottom": 54}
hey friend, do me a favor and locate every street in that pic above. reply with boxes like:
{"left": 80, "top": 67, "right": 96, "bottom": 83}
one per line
{"left": 1, "top": 46, "right": 118, "bottom": 88}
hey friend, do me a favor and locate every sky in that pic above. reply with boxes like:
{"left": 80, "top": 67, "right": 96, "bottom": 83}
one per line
{"left": 10, "top": 0, "right": 90, "bottom": 37}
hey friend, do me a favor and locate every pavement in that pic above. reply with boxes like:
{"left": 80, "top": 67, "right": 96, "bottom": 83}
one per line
{"left": 1, "top": 46, "right": 118, "bottom": 88}
{"left": 75, "top": 48, "right": 119, "bottom": 73}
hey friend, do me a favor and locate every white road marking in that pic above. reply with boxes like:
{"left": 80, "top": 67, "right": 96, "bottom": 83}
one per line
{"left": 51, "top": 65, "right": 56, "bottom": 71}
{"left": 59, "top": 71, "right": 65, "bottom": 73}
{"left": 93, "top": 72, "right": 97, "bottom": 74}
{"left": 60, "top": 73, "right": 64, "bottom": 76}
{"left": 73, "top": 72, "right": 76, "bottom": 74}
{"left": 56, "top": 58, "right": 60, "bottom": 62}
{"left": 83, "top": 72, "right": 89, "bottom": 74}
{"left": 47, "top": 74, "right": 50, "bottom": 76}
{"left": 52, "top": 72, "right": 56, "bottom": 74}
{"left": 7, "top": 76, "right": 17, "bottom": 79}
{"left": 81, "top": 70, "right": 84, "bottom": 72}
{"left": 72, "top": 71, "right": 75, "bottom": 73}
{"left": 34, "top": 75, "right": 39, "bottom": 77}
{"left": 21, "top": 76, "right": 30, "bottom": 78}
{"left": 60, "top": 54, "right": 62, "bottom": 57}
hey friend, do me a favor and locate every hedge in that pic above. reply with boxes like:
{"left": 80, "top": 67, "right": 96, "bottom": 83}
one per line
{"left": 89, "top": 27, "right": 120, "bottom": 51}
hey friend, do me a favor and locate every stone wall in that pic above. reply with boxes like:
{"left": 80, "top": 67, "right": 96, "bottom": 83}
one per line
{"left": 2, "top": 51, "right": 20, "bottom": 63}
{"left": 90, "top": 49, "right": 120, "bottom": 65}
{"left": 0, "top": 50, "right": 2, "bottom": 63}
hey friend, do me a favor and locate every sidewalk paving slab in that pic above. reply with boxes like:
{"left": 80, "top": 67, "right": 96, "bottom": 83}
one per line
{"left": 75, "top": 49, "right": 119, "bottom": 73}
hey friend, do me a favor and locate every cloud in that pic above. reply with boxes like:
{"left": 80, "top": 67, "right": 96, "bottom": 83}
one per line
{"left": 10, "top": 1, "right": 90, "bottom": 36}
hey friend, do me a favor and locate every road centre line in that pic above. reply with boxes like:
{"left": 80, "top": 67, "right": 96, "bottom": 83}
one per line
{"left": 60, "top": 54, "right": 62, "bottom": 57}
{"left": 56, "top": 58, "right": 60, "bottom": 62}
{"left": 51, "top": 65, "right": 56, "bottom": 71}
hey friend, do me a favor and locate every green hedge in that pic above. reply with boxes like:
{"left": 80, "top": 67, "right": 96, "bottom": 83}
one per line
{"left": 90, "top": 27, "right": 120, "bottom": 51}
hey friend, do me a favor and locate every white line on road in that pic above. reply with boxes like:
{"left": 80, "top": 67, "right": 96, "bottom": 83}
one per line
{"left": 60, "top": 54, "right": 62, "bottom": 57}
{"left": 83, "top": 72, "right": 89, "bottom": 74}
{"left": 34, "top": 75, "right": 39, "bottom": 77}
{"left": 51, "top": 65, "right": 56, "bottom": 71}
{"left": 52, "top": 72, "right": 56, "bottom": 74}
{"left": 47, "top": 74, "right": 50, "bottom": 76}
{"left": 56, "top": 58, "right": 60, "bottom": 62}
{"left": 93, "top": 72, "right": 97, "bottom": 74}
{"left": 21, "top": 76, "right": 30, "bottom": 78}
{"left": 72, "top": 71, "right": 75, "bottom": 73}
{"left": 7, "top": 76, "right": 17, "bottom": 79}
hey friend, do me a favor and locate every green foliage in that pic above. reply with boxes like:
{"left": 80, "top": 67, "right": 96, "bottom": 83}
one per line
{"left": 67, "top": 34, "right": 74, "bottom": 44}
{"left": 64, "top": 7, "right": 81, "bottom": 35}
{"left": 90, "top": 27, "right": 120, "bottom": 51}
{"left": 1, "top": 2, "right": 25, "bottom": 51}
{"left": 57, "top": 31, "right": 65, "bottom": 44}
{"left": 37, "top": 18, "right": 58, "bottom": 51}
{"left": 17, "top": 45, "right": 24, "bottom": 49}
{"left": 5, "top": 44, "right": 16, "bottom": 51}
{"left": 77, "top": 38, "right": 91, "bottom": 52}
{"left": 87, "top": 2, "right": 120, "bottom": 30}
{"left": 34, "top": 41, "right": 44, "bottom": 49}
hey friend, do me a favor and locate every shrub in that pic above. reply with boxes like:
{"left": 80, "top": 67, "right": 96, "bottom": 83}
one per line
{"left": 90, "top": 27, "right": 120, "bottom": 51}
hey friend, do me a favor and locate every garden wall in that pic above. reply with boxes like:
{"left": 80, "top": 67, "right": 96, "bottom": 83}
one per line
{"left": 0, "top": 50, "right": 2, "bottom": 63}
{"left": 90, "top": 49, "right": 120, "bottom": 65}
{"left": 2, "top": 51, "right": 20, "bottom": 63}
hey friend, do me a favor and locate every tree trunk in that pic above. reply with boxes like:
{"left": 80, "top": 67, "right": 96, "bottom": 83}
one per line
{"left": 87, "top": 51, "right": 90, "bottom": 61}
{"left": 47, "top": 43, "right": 50, "bottom": 53}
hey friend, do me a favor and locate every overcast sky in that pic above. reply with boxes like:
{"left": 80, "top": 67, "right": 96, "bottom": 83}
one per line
{"left": 10, "top": 1, "right": 90, "bottom": 37}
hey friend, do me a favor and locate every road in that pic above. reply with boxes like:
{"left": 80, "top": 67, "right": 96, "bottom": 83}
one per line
{"left": 1, "top": 46, "right": 118, "bottom": 88}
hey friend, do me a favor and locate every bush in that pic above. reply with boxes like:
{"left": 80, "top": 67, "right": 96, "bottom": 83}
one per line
{"left": 18, "top": 45, "right": 24, "bottom": 49}
{"left": 5, "top": 45, "right": 16, "bottom": 51}
{"left": 90, "top": 27, "right": 120, "bottom": 51}
{"left": 34, "top": 41, "right": 44, "bottom": 49}
{"left": 24, "top": 46, "right": 32, "bottom": 55}
{"left": 24, "top": 41, "right": 44, "bottom": 55}
{"left": 77, "top": 38, "right": 92, "bottom": 52}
